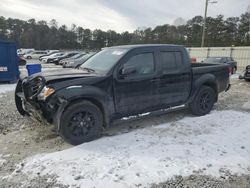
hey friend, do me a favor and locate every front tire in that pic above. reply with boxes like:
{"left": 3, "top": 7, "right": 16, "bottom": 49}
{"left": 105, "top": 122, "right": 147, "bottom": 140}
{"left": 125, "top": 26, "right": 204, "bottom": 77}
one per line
{"left": 189, "top": 86, "right": 216, "bottom": 116}
{"left": 15, "top": 80, "right": 29, "bottom": 116}
{"left": 59, "top": 101, "right": 103, "bottom": 145}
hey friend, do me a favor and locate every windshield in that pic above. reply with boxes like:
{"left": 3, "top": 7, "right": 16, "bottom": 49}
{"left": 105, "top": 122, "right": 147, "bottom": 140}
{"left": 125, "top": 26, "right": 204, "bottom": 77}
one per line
{"left": 80, "top": 49, "right": 128, "bottom": 74}
{"left": 203, "top": 57, "right": 222, "bottom": 63}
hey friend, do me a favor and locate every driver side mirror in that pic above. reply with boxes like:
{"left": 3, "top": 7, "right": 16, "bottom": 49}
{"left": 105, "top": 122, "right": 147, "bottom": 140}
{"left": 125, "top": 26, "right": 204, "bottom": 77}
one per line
{"left": 119, "top": 66, "right": 136, "bottom": 79}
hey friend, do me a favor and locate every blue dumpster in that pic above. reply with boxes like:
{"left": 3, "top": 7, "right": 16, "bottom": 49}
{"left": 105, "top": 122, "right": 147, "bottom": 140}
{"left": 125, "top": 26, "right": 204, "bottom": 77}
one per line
{"left": 0, "top": 41, "right": 19, "bottom": 83}
{"left": 26, "top": 64, "right": 42, "bottom": 76}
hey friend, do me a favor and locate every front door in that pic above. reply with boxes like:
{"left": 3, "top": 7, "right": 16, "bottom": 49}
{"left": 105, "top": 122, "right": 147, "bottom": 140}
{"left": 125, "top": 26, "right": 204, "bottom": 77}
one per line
{"left": 113, "top": 49, "right": 159, "bottom": 115}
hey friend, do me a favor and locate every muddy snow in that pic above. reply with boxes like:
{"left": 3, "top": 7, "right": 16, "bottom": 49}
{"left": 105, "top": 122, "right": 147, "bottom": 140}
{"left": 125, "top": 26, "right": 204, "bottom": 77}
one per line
{"left": 0, "top": 71, "right": 250, "bottom": 187}
{"left": 8, "top": 110, "right": 248, "bottom": 188}
{"left": 0, "top": 84, "right": 16, "bottom": 94}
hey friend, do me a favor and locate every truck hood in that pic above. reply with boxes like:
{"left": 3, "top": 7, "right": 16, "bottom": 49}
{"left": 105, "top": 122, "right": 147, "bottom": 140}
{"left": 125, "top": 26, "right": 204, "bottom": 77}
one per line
{"left": 25, "top": 68, "right": 97, "bottom": 83}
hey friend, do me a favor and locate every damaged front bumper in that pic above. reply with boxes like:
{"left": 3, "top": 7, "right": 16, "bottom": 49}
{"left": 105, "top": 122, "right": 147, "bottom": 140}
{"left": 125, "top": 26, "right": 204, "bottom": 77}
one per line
{"left": 16, "top": 91, "right": 51, "bottom": 125}
{"left": 15, "top": 78, "right": 67, "bottom": 132}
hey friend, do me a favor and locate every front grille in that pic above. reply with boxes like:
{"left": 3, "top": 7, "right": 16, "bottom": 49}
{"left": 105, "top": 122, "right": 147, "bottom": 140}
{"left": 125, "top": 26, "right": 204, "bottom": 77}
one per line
{"left": 22, "top": 76, "right": 45, "bottom": 100}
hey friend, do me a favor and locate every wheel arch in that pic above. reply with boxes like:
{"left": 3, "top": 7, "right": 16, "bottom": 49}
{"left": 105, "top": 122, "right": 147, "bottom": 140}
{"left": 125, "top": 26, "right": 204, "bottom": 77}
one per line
{"left": 190, "top": 74, "right": 219, "bottom": 103}
{"left": 203, "top": 81, "right": 218, "bottom": 102}
{"left": 54, "top": 95, "right": 112, "bottom": 133}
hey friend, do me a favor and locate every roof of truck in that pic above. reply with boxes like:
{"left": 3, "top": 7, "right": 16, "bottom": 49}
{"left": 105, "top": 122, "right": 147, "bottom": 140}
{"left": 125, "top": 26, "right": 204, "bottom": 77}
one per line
{"left": 106, "top": 44, "right": 183, "bottom": 50}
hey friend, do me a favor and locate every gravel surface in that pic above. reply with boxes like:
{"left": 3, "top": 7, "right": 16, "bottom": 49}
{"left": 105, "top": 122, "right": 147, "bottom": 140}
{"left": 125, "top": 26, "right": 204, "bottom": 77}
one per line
{"left": 0, "top": 75, "right": 249, "bottom": 187}
{"left": 152, "top": 173, "right": 250, "bottom": 188}
{"left": 0, "top": 92, "right": 37, "bottom": 134}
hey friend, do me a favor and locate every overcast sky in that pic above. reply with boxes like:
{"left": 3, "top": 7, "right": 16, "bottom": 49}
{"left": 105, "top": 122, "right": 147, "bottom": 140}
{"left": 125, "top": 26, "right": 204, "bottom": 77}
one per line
{"left": 0, "top": 0, "right": 249, "bottom": 32}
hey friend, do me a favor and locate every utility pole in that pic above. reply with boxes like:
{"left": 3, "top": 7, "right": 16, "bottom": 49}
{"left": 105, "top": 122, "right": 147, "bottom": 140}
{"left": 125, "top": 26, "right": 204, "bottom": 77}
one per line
{"left": 201, "top": 0, "right": 208, "bottom": 47}
{"left": 201, "top": 0, "right": 217, "bottom": 47}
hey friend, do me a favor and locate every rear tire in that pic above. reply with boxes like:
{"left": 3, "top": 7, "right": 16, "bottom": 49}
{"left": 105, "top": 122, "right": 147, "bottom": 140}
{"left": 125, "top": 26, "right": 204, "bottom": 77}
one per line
{"left": 59, "top": 101, "right": 103, "bottom": 145}
{"left": 189, "top": 86, "right": 216, "bottom": 116}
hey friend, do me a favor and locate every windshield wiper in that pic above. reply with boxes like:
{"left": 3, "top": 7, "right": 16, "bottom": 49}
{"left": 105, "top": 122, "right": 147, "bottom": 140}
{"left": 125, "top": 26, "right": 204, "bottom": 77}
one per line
{"left": 80, "top": 67, "right": 96, "bottom": 73}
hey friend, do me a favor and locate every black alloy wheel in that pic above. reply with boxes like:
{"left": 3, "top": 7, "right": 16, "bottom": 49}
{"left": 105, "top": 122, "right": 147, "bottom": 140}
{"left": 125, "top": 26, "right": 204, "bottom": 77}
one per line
{"left": 189, "top": 86, "right": 216, "bottom": 116}
{"left": 60, "top": 101, "right": 103, "bottom": 145}
{"left": 68, "top": 111, "right": 95, "bottom": 138}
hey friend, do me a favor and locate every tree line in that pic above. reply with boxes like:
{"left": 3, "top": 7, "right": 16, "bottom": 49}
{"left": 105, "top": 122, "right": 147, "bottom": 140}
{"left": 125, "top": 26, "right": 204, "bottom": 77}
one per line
{"left": 0, "top": 11, "right": 249, "bottom": 50}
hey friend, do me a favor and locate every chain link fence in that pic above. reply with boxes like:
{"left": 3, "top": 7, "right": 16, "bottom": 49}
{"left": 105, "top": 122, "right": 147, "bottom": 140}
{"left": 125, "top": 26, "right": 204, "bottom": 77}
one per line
{"left": 188, "top": 46, "right": 250, "bottom": 67}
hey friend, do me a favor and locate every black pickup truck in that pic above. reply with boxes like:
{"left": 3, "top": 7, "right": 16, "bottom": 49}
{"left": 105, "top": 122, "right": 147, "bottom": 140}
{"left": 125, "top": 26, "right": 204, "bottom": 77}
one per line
{"left": 15, "top": 44, "right": 231, "bottom": 145}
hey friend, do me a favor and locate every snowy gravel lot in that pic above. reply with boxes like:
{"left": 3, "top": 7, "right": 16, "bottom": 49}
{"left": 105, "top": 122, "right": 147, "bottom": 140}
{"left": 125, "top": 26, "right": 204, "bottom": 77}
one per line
{"left": 0, "top": 66, "right": 250, "bottom": 187}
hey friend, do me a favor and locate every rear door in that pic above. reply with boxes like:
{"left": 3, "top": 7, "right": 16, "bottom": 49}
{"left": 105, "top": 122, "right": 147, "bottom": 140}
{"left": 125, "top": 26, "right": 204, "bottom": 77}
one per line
{"left": 157, "top": 48, "right": 192, "bottom": 106}
{"left": 113, "top": 48, "right": 159, "bottom": 115}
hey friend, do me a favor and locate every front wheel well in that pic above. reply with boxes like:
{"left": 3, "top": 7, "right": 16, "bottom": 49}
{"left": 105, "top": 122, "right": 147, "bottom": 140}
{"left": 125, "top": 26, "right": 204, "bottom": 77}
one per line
{"left": 63, "top": 97, "right": 108, "bottom": 128}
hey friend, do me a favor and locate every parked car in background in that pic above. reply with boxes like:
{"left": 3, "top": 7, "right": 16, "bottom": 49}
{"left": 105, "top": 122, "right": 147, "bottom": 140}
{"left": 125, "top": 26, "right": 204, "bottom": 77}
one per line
{"left": 18, "top": 56, "right": 26, "bottom": 66}
{"left": 39, "top": 51, "right": 61, "bottom": 61}
{"left": 51, "top": 52, "right": 79, "bottom": 65}
{"left": 42, "top": 52, "right": 65, "bottom": 63}
{"left": 47, "top": 50, "right": 59, "bottom": 54}
{"left": 59, "top": 52, "right": 86, "bottom": 65}
{"left": 63, "top": 52, "right": 97, "bottom": 68}
{"left": 239, "top": 65, "right": 250, "bottom": 82}
{"left": 17, "top": 48, "right": 35, "bottom": 56}
{"left": 15, "top": 44, "right": 231, "bottom": 145}
{"left": 23, "top": 51, "right": 48, "bottom": 59}
{"left": 203, "top": 57, "right": 237, "bottom": 74}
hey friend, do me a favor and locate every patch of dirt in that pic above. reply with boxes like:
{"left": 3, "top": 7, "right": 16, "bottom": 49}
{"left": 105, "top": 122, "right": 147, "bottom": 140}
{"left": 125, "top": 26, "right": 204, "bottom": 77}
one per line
{"left": 0, "top": 77, "right": 249, "bottom": 187}
{"left": 152, "top": 173, "right": 250, "bottom": 188}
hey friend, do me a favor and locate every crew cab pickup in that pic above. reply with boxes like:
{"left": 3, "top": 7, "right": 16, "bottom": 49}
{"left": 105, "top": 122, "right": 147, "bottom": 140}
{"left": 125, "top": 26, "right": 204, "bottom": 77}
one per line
{"left": 15, "top": 44, "right": 231, "bottom": 145}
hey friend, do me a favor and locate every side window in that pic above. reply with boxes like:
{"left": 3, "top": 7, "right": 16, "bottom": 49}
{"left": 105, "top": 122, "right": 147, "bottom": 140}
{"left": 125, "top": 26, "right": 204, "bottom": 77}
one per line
{"left": 122, "top": 52, "right": 155, "bottom": 78}
{"left": 160, "top": 51, "right": 182, "bottom": 74}
{"left": 175, "top": 52, "right": 183, "bottom": 66}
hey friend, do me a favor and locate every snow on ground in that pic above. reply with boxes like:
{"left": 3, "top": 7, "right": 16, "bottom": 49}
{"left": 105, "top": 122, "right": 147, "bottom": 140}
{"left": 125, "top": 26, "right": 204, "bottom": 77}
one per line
{"left": 0, "top": 84, "right": 16, "bottom": 95}
{"left": 18, "top": 110, "right": 250, "bottom": 188}
{"left": 230, "top": 73, "right": 240, "bottom": 79}
{"left": 0, "top": 155, "right": 6, "bottom": 167}
{"left": 242, "top": 101, "right": 250, "bottom": 110}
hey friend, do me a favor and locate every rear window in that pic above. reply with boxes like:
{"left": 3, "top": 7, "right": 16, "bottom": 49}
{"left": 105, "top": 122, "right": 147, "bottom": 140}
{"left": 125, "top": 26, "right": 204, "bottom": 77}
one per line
{"left": 160, "top": 51, "right": 183, "bottom": 73}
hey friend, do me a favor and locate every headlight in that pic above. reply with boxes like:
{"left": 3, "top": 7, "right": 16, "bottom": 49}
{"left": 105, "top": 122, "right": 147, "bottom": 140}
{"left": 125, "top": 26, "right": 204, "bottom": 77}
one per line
{"left": 37, "top": 86, "right": 55, "bottom": 100}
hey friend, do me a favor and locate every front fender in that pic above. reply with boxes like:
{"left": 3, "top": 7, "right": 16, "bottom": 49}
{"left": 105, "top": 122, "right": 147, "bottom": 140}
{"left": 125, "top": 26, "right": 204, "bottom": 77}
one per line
{"left": 53, "top": 85, "right": 115, "bottom": 131}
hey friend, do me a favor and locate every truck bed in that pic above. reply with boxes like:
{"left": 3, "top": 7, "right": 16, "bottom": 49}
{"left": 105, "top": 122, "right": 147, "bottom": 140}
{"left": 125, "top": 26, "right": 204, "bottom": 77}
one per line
{"left": 191, "top": 63, "right": 230, "bottom": 93}
{"left": 192, "top": 63, "right": 229, "bottom": 74}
